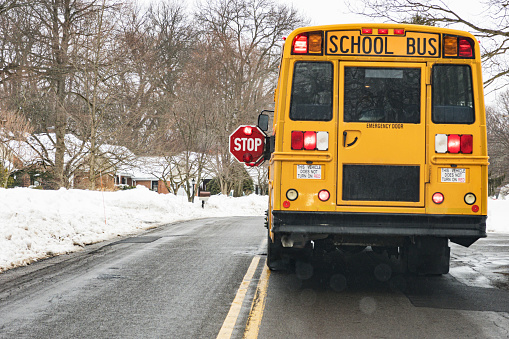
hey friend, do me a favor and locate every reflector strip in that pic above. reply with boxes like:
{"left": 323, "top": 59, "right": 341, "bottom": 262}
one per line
{"left": 460, "top": 134, "right": 473, "bottom": 154}
{"left": 291, "top": 131, "right": 304, "bottom": 150}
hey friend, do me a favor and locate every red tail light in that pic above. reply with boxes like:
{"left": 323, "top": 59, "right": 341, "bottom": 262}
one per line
{"left": 447, "top": 134, "right": 461, "bottom": 154}
{"left": 318, "top": 189, "right": 330, "bottom": 202}
{"left": 303, "top": 131, "right": 316, "bottom": 150}
{"left": 436, "top": 134, "right": 473, "bottom": 154}
{"left": 459, "top": 38, "right": 473, "bottom": 57}
{"left": 292, "top": 131, "right": 328, "bottom": 150}
{"left": 432, "top": 192, "right": 444, "bottom": 204}
{"left": 460, "top": 134, "right": 473, "bottom": 154}
{"left": 292, "top": 34, "right": 308, "bottom": 54}
{"left": 291, "top": 131, "right": 304, "bottom": 149}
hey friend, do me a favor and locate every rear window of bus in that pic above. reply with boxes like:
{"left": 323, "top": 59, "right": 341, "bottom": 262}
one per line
{"left": 290, "top": 62, "right": 333, "bottom": 121}
{"left": 432, "top": 65, "right": 475, "bottom": 124}
{"left": 343, "top": 67, "right": 421, "bottom": 124}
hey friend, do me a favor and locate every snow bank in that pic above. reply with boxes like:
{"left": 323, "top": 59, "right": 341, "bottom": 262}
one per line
{"left": 0, "top": 186, "right": 268, "bottom": 272}
{"left": 1, "top": 187, "right": 508, "bottom": 273}
{"left": 486, "top": 198, "right": 509, "bottom": 233}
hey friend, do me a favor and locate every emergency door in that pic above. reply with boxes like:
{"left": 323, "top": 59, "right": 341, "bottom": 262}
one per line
{"left": 337, "top": 62, "right": 426, "bottom": 207}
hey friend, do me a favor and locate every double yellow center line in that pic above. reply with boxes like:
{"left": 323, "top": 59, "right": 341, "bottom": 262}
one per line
{"left": 216, "top": 255, "right": 271, "bottom": 339}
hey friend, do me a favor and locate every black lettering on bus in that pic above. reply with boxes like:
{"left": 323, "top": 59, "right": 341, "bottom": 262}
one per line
{"left": 329, "top": 35, "right": 338, "bottom": 53}
{"left": 384, "top": 37, "right": 394, "bottom": 54}
{"left": 428, "top": 38, "right": 437, "bottom": 56}
{"left": 351, "top": 36, "right": 361, "bottom": 54}
{"left": 373, "top": 37, "right": 384, "bottom": 54}
{"left": 407, "top": 37, "right": 416, "bottom": 55}
{"left": 417, "top": 38, "right": 427, "bottom": 55}
{"left": 340, "top": 36, "right": 349, "bottom": 53}
{"left": 362, "top": 37, "right": 372, "bottom": 54}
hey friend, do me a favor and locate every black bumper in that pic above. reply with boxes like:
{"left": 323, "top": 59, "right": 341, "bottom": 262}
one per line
{"left": 272, "top": 211, "right": 486, "bottom": 243}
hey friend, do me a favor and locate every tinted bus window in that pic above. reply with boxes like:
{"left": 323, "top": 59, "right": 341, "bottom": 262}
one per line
{"left": 290, "top": 62, "right": 333, "bottom": 121}
{"left": 432, "top": 65, "right": 474, "bottom": 124}
{"left": 344, "top": 67, "right": 421, "bottom": 123}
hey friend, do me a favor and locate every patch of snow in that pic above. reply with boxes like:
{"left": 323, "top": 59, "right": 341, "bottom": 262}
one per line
{"left": 0, "top": 186, "right": 268, "bottom": 272}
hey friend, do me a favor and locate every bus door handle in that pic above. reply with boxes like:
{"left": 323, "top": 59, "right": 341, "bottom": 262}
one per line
{"left": 343, "top": 131, "right": 358, "bottom": 147}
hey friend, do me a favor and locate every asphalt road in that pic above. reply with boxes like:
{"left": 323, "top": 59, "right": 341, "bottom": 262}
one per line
{"left": 1, "top": 217, "right": 509, "bottom": 338}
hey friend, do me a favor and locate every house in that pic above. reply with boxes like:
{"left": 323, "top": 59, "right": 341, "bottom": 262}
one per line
{"left": 115, "top": 155, "right": 213, "bottom": 195}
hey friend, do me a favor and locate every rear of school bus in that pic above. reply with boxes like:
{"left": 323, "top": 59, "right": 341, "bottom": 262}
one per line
{"left": 266, "top": 24, "right": 488, "bottom": 274}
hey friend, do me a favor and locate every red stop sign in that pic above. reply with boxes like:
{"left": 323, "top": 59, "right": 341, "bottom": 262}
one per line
{"left": 229, "top": 125, "right": 266, "bottom": 165}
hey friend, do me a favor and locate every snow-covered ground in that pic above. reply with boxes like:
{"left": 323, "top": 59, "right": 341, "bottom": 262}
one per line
{"left": 0, "top": 186, "right": 268, "bottom": 272}
{"left": 0, "top": 186, "right": 508, "bottom": 273}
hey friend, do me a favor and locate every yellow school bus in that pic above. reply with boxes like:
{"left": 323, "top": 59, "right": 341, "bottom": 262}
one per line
{"left": 260, "top": 24, "right": 488, "bottom": 275}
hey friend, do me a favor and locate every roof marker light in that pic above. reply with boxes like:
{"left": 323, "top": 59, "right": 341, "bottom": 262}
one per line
{"left": 459, "top": 37, "right": 473, "bottom": 57}
{"left": 362, "top": 28, "right": 373, "bottom": 34}
{"left": 292, "top": 34, "right": 308, "bottom": 54}
{"left": 394, "top": 29, "right": 405, "bottom": 35}
{"left": 308, "top": 32, "right": 323, "bottom": 53}
{"left": 444, "top": 36, "right": 458, "bottom": 57}
{"left": 378, "top": 29, "right": 388, "bottom": 34}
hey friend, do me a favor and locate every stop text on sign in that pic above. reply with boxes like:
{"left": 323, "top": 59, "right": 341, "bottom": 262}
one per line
{"left": 233, "top": 137, "right": 263, "bottom": 152}
{"left": 326, "top": 31, "right": 440, "bottom": 57}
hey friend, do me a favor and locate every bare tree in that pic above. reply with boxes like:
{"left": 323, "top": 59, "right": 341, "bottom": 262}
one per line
{"left": 0, "top": 109, "right": 33, "bottom": 187}
{"left": 487, "top": 91, "right": 509, "bottom": 195}
{"left": 348, "top": 0, "right": 509, "bottom": 91}
{"left": 0, "top": 0, "right": 27, "bottom": 15}
{"left": 195, "top": 0, "right": 305, "bottom": 194}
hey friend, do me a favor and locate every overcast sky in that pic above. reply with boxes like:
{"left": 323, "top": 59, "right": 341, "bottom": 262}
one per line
{"left": 137, "top": 0, "right": 498, "bottom": 105}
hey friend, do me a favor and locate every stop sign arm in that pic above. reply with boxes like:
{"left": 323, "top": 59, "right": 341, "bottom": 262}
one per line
{"left": 229, "top": 125, "right": 267, "bottom": 166}
{"left": 264, "top": 135, "right": 275, "bottom": 161}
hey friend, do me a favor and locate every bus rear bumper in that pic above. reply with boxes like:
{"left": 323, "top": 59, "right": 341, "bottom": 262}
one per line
{"left": 271, "top": 211, "right": 487, "bottom": 247}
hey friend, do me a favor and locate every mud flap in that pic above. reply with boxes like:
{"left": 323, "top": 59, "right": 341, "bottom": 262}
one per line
{"left": 404, "top": 237, "right": 450, "bottom": 275}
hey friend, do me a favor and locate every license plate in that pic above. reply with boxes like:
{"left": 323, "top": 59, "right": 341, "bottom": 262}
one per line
{"left": 297, "top": 165, "right": 322, "bottom": 179}
{"left": 441, "top": 168, "right": 466, "bottom": 183}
